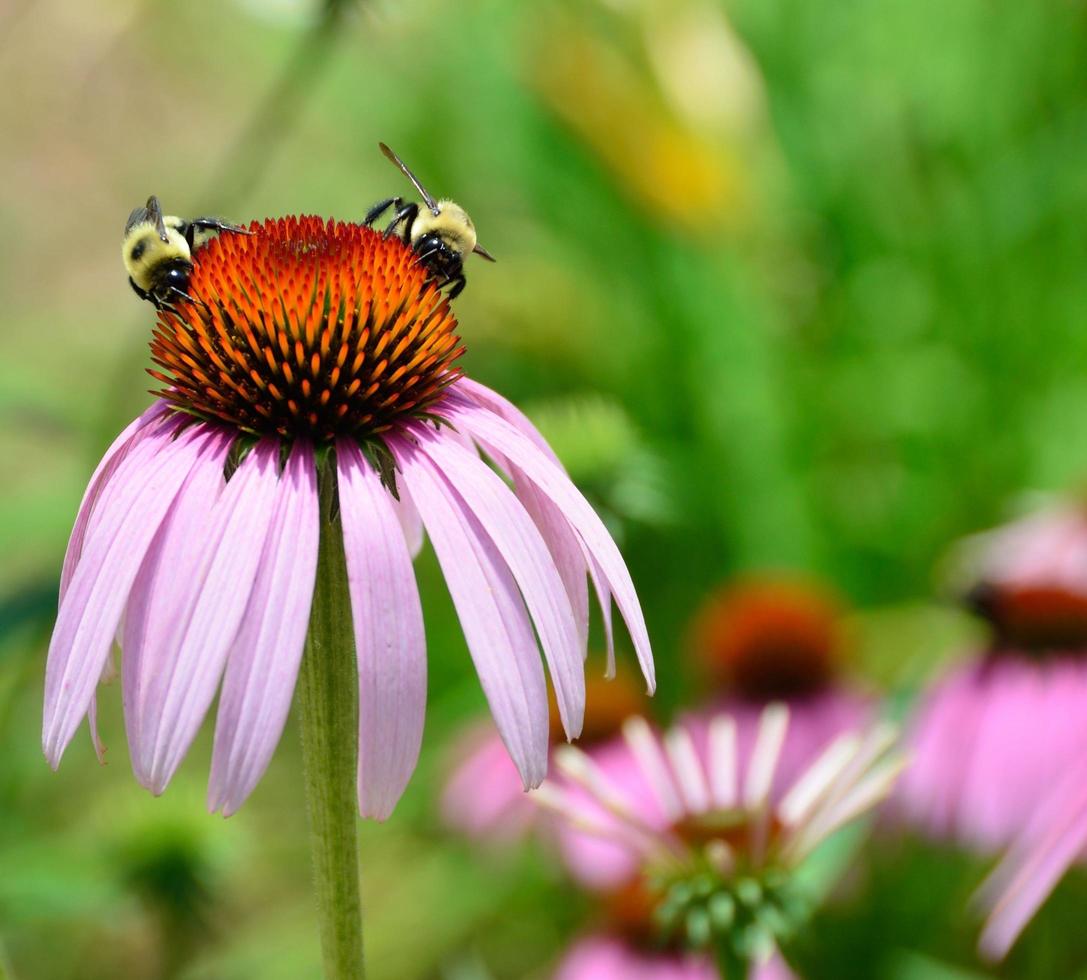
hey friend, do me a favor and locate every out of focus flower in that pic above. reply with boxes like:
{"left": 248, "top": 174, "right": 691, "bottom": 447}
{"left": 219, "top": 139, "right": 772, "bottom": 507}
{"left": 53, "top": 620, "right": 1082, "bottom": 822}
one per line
{"left": 538, "top": 705, "right": 904, "bottom": 973}
{"left": 529, "top": 0, "right": 765, "bottom": 233}
{"left": 443, "top": 663, "right": 650, "bottom": 843}
{"left": 686, "top": 577, "right": 874, "bottom": 802}
{"left": 899, "top": 505, "right": 1087, "bottom": 850}
{"left": 45, "top": 216, "right": 653, "bottom": 817}
{"left": 555, "top": 932, "right": 794, "bottom": 980}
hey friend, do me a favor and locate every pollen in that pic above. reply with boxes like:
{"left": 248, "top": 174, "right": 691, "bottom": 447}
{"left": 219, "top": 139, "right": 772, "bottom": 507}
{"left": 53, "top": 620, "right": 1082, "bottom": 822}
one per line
{"left": 148, "top": 216, "right": 465, "bottom": 440}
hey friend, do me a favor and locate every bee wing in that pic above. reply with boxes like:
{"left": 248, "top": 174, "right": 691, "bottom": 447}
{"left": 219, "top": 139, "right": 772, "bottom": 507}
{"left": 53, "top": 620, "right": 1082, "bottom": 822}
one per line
{"left": 379, "top": 142, "right": 440, "bottom": 215}
{"left": 145, "top": 195, "right": 170, "bottom": 242}
{"left": 124, "top": 195, "right": 169, "bottom": 241}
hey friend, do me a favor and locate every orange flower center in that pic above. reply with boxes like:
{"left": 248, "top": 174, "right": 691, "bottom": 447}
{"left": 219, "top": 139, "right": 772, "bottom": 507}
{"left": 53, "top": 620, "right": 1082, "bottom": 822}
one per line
{"left": 148, "top": 216, "right": 464, "bottom": 441}
{"left": 970, "top": 583, "right": 1087, "bottom": 652}
{"left": 548, "top": 665, "right": 649, "bottom": 746}
{"left": 690, "top": 578, "right": 843, "bottom": 700}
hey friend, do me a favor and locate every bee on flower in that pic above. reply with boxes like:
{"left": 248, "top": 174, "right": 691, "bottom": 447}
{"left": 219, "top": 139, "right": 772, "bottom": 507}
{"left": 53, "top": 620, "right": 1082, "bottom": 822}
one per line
{"left": 46, "top": 206, "right": 653, "bottom": 821}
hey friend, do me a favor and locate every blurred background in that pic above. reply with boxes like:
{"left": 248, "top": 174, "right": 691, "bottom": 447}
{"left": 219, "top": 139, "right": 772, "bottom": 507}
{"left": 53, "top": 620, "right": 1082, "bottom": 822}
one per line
{"left": 3, "top": 0, "right": 1087, "bottom": 976}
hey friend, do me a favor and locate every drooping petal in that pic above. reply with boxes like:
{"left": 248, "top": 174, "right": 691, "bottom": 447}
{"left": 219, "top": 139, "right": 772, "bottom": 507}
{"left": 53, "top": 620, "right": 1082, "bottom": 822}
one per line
{"left": 208, "top": 443, "right": 319, "bottom": 815}
{"left": 441, "top": 395, "right": 654, "bottom": 693}
{"left": 60, "top": 401, "right": 170, "bottom": 599}
{"left": 454, "top": 379, "right": 592, "bottom": 655}
{"left": 337, "top": 439, "right": 427, "bottom": 820}
{"left": 978, "top": 768, "right": 1087, "bottom": 960}
{"left": 413, "top": 427, "right": 584, "bottom": 740}
{"left": 392, "top": 435, "right": 549, "bottom": 789}
{"left": 453, "top": 378, "right": 561, "bottom": 462}
{"left": 123, "top": 438, "right": 282, "bottom": 794}
{"left": 123, "top": 435, "right": 231, "bottom": 786}
{"left": 43, "top": 419, "right": 208, "bottom": 767}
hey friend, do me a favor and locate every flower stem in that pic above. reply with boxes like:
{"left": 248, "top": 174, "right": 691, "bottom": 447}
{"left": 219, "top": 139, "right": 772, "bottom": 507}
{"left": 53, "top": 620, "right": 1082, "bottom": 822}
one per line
{"left": 715, "top": 946, "right": 749, "bottom": 980}
{"left": 299, "top": 460, "right": 364, "bottom": 979}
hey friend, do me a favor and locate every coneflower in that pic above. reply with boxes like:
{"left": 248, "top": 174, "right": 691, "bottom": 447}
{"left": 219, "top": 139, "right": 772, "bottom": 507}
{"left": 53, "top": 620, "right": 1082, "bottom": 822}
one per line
{"left": 537, "top": 705, "right": 904, "bottom": 977}
{"left": 685, "top": 576, "right": 874, "bottom": 801}
{"left": 899, "top": 504, "right": 1087, "bottom": 852}
{"left": 46, "top": 215, "right": 654, "bottom": 978}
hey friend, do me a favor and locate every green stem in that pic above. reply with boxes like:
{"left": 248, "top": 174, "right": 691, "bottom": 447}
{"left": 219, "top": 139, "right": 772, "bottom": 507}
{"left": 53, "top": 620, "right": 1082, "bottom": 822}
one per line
{"left": 714, "top": 945, "right": 750, "bottom": 980}
{"left": 299, "top": 460, "right": 364, "bottom": 979}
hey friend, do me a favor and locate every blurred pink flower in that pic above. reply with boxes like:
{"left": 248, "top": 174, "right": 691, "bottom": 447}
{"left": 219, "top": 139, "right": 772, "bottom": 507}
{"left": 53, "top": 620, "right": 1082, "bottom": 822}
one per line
{"left": 900, "top": 656, "right": 1087, "bottom": 850}
{"left": 687, "top": 576, "right": 874, "bottom": 799}
{"left": 43, "top": 216, "right": 653, "bottom": 818}
{"left": 444, "top": 575, "right": 869, "bottom": 850}
{"left": 537, "top": 705, "right": 904, "bottom": 971}
{"left": 554, "top": 934, "right": 796, "bottom": 980}
{"left": 900, "top": 505, "right": 1087, "bottom": 851}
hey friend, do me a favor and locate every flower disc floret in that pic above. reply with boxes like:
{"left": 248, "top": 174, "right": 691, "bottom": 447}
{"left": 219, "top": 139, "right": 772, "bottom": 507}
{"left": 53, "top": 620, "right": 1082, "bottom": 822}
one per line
{"left": 148, "top": 216, "right": 464, "bottom": 440}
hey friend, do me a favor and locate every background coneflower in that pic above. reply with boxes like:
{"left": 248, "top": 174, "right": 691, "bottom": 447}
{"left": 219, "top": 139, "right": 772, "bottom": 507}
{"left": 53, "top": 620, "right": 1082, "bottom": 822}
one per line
{"left": 685, "top": 576, "right": 874, "bottom": 798}
{"left": 899, "top": 505, "right": 1087, "bottom": 852}
{"left": 45, "top": 215, "right": 654, "bottom": 978}
{"left": 536, "top": 705, "right": 905, "bottom": 977}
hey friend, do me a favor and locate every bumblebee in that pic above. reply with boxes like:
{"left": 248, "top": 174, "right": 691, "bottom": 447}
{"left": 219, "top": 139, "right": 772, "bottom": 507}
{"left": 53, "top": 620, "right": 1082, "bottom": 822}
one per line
{"left": 123, "top": 195, "right": 249, "bottom": 310}
{"left": 364, "top": 142, "right": 494, "bottom": 299}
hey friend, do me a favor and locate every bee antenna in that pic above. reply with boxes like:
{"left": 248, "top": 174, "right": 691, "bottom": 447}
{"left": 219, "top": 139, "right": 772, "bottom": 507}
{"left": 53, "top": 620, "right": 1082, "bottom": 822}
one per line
{"left": 379, "top": 142, "right": 440, "bottom": 215}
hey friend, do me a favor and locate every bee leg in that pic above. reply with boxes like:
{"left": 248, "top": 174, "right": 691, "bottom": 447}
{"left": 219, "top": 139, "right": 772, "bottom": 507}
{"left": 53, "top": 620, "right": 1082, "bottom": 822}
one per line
{"left": 444, "top": 274, "right": 466, "bottom": 299}
{"left": 182, "top": 217, "right": 252, "bottom": 250}
{"left": 364, "top": 197, "right": 401, "bottom": 227}
{"left": 129, "top": 277, "right": 152, "bottom": 303}
{"left": 166, "top": 286, "right": 211, "bottom": 314}
{"left": 385, "top": 201, "right": 418, "bottom": 243}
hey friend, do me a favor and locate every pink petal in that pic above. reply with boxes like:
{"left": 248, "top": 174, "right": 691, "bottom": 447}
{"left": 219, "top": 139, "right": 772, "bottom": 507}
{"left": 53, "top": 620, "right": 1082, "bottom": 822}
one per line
{"left": 123, "top": 437, "right": 230, "bottom": 786}
{"left": 43, "top": 419, "right": 207, "bottom": 767}
{"left": 208, "top": 443, "right": 319, "bottom": 815}
{"left": 391, "top": 434, "right": 549, "bottom": 789}
{"left": 555, "top": 935, "right": 717, "bottom": 980}
{"left": 60, "top": 401, "right": 170, "bottom": 599}
{"left": 412, "top": 427, "right": 585, "bottom": 740}
{"left": 454, "top": 378, "right": 561, "bottom": 462}
{"left": 551, "top": 736, "right": 667, "bottom": 889}
{"left": 980, "top": 772, "right": 1087, "bottom": 960}
{"left": 337, "top": 440, "right": 427, "bottom": 820}
{"left": 441, "top": 395, "right": 654, "bottom": 693}
{"left": 454, "top": 379, "right": 599, "bottom": 660}
{"left": 390, "top": 480, "right": 425, "bottom": 558}
{"left": 122, "top": 438, "right": 282, "bottom": 794}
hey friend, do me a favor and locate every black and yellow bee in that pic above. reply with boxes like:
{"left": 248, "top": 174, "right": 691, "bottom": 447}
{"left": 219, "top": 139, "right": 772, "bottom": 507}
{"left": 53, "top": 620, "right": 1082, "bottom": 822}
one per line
{"left": 122, "top": 195, "right": 249, "bottom": 310}
{"left": 364, "top": 143, "right": 495, "bottom": 299}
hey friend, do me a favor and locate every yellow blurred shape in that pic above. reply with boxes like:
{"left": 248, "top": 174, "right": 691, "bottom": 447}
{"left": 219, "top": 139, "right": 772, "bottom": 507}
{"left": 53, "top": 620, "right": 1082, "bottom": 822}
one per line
{"left": 531, "top": 14, "right": 748, "bottom": 232}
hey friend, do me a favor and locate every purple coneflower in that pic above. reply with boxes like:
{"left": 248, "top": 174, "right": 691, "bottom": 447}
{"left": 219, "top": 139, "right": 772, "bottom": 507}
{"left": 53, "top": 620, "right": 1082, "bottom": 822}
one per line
{"left": 537, "top": 705, "right": 904, "bottom": 976}
{"left": 45, "top": 214, "right": 654, "bottom": 820}
{"left": 684, "top": 576, "right": 874, "bottom": 802}
{"left": 899, "top": 505, "right": 1087, "bottom": 852}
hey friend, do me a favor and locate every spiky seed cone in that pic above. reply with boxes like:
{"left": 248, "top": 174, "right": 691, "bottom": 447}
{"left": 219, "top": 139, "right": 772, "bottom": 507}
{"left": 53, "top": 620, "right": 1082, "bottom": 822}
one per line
{"left": 149, "top": 216, "right": 464, "bottom": 441}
